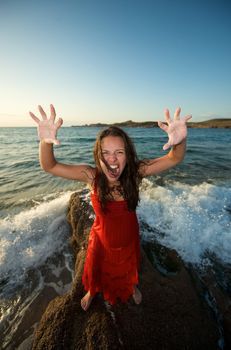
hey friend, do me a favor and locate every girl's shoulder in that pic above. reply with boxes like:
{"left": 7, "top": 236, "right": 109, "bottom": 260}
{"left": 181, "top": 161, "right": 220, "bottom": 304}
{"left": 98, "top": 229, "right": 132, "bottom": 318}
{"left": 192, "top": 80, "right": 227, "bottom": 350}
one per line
{"left": 88, "top": 169, "right": 99, "bottom": 193}
{"left": 83, "top": 166, "right": 97, "bottom": 186}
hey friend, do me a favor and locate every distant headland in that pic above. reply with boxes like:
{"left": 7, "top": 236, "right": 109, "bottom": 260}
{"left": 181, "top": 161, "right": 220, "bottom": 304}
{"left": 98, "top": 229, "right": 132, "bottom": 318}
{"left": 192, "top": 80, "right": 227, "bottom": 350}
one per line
{"left": 72, "top": 118, "right": 231, "bottom": 128}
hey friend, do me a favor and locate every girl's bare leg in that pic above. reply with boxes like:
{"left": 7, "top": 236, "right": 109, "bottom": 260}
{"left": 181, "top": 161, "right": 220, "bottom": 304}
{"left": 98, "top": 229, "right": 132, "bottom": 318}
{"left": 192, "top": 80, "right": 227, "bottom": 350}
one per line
{"left": 81, "top": 291, "right": 94, "bottom": 311}
{"left": 133, "top": 285, "right": 142, "bottom": 304}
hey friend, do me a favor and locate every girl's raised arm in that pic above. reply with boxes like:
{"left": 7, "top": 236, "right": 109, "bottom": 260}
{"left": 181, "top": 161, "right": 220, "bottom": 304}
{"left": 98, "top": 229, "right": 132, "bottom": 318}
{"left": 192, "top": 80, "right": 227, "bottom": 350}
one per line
{"left": 139, "top": 107, "right": 192, "bottom": 177}
{"left": 29, "top": 104, "right": 95, "bottom": 184}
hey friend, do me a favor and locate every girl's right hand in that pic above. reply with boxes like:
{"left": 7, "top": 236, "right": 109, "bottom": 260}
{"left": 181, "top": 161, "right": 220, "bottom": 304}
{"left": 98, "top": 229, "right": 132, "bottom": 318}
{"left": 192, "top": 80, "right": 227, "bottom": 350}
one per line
{"left": 29, "top": 104, "right": 63, "bottom": 145}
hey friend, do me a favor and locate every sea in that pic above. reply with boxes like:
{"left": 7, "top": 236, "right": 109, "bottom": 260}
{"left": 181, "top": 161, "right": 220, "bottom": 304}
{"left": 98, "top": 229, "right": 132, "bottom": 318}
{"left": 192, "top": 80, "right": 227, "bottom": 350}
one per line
{"left": 0, "top": 126, "right": 231, "bottom": 348}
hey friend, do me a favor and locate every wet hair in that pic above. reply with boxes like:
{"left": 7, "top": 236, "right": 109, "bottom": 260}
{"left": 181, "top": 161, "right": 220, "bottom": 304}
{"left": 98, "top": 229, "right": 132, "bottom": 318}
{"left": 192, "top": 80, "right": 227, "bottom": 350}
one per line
{"left": 93, "top": 126, "right": 142, "bottom": 211}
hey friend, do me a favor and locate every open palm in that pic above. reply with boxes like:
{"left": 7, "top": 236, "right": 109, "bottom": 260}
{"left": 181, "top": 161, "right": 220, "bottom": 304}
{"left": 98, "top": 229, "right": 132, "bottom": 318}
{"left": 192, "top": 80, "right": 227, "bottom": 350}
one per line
{"left": 29, "top": 104, "right": 63, "bottom": 145}
{"left": 158, "top": 107, "right": 192, "bottom": 150}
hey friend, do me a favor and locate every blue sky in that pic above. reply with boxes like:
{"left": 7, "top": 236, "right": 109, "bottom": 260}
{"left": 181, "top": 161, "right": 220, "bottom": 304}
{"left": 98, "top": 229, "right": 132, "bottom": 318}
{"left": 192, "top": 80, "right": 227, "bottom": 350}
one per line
{"left": 0, "top": 0, "right": 230, "bottom": 126}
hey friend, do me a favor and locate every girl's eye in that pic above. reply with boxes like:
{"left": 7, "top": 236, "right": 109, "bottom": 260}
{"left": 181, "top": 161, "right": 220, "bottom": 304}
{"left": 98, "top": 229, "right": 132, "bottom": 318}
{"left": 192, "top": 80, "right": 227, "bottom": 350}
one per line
{"left": 101, "top": 150, "right": 125, "bottom": 157}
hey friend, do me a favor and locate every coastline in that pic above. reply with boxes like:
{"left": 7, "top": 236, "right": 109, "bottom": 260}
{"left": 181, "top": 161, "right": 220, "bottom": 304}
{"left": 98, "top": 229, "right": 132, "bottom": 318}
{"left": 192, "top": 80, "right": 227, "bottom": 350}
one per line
{"left": 71, "top": 118, "right": 231, "bottom": 128}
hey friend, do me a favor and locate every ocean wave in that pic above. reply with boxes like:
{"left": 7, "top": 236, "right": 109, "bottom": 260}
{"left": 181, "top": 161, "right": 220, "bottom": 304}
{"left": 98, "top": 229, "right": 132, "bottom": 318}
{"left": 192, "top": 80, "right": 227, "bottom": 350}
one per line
{"left": 138, "top": 179, "right": 231, "bottom": 266}
{"left": 0, "top": 191, "right": 73, "bottom": 296}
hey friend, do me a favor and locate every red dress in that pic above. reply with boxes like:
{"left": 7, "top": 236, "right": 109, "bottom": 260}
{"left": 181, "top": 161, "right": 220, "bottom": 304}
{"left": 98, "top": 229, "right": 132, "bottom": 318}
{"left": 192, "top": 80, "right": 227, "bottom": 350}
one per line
{"left": 82, "top": 190, "right": 140, "bottom": 305}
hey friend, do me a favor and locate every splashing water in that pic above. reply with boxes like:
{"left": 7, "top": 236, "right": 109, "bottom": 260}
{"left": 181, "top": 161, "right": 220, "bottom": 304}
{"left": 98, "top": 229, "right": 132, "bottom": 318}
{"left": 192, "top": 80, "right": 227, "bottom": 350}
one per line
{"left": 138, "top": 179, "right": 231, "bottom": 266}
{"left": 0, "top": 191, "right": 73, "bottom": 296}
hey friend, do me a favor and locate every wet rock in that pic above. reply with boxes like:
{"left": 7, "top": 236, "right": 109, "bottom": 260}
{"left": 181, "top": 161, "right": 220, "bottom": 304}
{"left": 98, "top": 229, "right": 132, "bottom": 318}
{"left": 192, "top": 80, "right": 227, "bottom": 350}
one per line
{"left": 32, "top": 191, "right": 222, "bottom": 350}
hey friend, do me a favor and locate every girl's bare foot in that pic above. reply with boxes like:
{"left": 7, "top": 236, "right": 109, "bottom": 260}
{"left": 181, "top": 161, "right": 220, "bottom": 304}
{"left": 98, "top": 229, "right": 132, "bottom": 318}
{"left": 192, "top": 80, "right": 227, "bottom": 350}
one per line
{"left": 133, "top": 285, "right": 142, "bottom": 304}
{"left": 81, "top": 291, "right": 94, "bottom": 311}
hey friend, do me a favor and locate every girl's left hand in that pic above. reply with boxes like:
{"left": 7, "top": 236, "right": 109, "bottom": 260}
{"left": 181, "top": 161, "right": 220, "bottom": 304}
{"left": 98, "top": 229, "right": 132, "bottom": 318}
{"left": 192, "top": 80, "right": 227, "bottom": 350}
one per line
{"left": 158, "top": 107, "right": 192, "bottom": 150}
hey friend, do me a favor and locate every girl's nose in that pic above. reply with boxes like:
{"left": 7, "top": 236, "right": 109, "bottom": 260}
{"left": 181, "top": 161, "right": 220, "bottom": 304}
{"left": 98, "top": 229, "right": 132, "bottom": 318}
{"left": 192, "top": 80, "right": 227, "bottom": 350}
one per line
{"left": 108, "top": 153, "right": 117, "bottom": 161}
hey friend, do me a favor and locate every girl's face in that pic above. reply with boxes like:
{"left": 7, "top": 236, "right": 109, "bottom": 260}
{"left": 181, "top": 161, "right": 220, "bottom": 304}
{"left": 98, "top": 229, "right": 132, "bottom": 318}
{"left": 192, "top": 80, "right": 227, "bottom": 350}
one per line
{"left": 100, "top": 136, "right": 127, "bottom": 183}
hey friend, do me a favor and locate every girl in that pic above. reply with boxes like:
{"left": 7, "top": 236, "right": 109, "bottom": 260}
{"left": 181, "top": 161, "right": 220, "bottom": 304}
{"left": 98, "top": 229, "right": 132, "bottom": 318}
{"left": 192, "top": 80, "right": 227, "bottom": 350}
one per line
{"left": 29, "top": 104, "right": 191, "bottom": 311}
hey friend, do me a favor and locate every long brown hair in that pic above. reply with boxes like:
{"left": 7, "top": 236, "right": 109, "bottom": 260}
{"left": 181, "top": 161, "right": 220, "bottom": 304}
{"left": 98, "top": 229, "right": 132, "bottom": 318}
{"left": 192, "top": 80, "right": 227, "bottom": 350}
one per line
{"left": 93, "top": 126, "right": 142, "bottom": 211}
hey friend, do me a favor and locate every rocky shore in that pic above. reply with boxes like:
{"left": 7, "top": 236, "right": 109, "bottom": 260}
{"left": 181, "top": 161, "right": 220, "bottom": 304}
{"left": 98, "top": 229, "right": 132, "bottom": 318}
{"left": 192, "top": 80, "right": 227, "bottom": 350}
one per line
{"left": 31, "top": 190, "right": 231, "bottom": 350}
{"left": 72, "top": 118, "right": 231, "bottom": 128}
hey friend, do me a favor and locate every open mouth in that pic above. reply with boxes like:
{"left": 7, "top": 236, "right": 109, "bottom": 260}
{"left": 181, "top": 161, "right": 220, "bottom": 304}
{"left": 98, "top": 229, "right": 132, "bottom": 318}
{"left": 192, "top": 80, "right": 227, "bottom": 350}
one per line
{"left": 109, "top": 164, "right": 118, "bottom": 171}
{"left": 108, "top": 164, "right": 120, "bottom": 177}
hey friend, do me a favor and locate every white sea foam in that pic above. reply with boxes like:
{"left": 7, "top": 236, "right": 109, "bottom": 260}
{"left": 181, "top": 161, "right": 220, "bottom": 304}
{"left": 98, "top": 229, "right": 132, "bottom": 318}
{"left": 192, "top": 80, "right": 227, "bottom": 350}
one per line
{"left": 0, "top": 191, "right": 73, "bottom": 293}
{"left": 138, "top": 179, "right": 231, "bottom": 265}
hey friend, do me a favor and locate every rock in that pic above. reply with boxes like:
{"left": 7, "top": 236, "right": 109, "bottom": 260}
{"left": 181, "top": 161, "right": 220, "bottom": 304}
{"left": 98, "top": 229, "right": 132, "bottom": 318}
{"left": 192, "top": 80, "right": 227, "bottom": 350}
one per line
{"left": 32, "top": 191, "right": 222, "bottom": 350}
